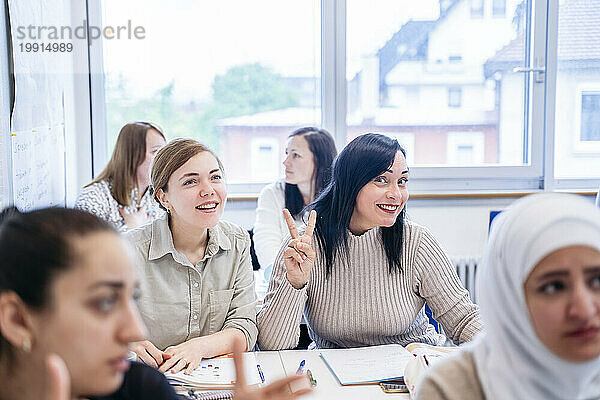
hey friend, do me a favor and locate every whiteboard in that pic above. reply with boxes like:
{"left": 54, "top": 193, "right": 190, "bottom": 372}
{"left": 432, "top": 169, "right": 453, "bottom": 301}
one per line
{"left": 6, "top": 0, "right": 68, "bottom": 210}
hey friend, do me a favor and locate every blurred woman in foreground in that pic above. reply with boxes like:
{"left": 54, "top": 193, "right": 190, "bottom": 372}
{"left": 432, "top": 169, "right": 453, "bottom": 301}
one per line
{"left": 0, "top": 207, "right": 309, "bottom": 400}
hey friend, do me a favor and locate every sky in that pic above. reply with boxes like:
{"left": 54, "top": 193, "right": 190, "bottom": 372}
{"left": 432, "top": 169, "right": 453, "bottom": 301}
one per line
{"left": 101, "top": 0, "right": 439, "bottom": 102}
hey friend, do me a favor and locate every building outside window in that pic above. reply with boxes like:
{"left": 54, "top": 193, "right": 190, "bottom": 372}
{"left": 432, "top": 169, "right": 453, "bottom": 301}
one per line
{"left": 90, "top": 0, "right": 600, "bottom": 192}
{"left": 250, "top": 137, "right": 280, "bottom": 182}
{"left": 98, "top": 0, "right": 321, "bottom": 184}
{"left": 447, "top": 131, "right": 485, "bottom": 165}
{"left": 383, "top": 132, "right": 415, "bottom": 165}
{"left": 580, "top": 92, "right": 600, "bottom": 142}
{"left": 552, "top": 1, "right": 600, "bottom": 179}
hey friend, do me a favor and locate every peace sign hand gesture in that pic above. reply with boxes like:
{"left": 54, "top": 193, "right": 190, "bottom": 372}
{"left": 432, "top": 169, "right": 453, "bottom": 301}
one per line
{"left": 282, "top": 209, "right": 317, "bottom": 289}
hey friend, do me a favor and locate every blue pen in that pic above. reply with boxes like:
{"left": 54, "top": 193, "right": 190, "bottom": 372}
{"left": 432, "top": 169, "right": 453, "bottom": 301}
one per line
{"left": 257, "top": 364, "right": 265, "bottom": 383}
{"left": 296, "top": 359, "right": 306, "bottom": 375}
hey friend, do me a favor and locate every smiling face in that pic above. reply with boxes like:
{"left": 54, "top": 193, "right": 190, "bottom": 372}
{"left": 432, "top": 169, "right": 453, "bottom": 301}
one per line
{"left": 30, "top": 232, "right": 146, "bottom": 396}
{"left": 524, "top": 245, "right": 600, "bottom": 362}
{"left": 349, "top": 151, "right": 409, "bottom": 235}
{"left": 283, "top": 135, "right": 315, "bottom": 187}
{"left": 158, "top": 151, "right": 227, "bottom": 230}
{"left": 136, "top": 129, "right": 166, "bottom": 189}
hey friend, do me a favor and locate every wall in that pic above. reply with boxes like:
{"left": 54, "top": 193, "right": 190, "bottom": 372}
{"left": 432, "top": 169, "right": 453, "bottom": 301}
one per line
{"left": 64, "top": 0, "right": 94, "bottom": 205}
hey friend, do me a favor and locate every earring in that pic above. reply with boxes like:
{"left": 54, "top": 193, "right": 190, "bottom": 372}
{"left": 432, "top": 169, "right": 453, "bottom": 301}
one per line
{"left": 22, "top": 337, "right": 31, "bottom": 353}
{"left": 166, "top": 207, "right": 171, "bottom": 214}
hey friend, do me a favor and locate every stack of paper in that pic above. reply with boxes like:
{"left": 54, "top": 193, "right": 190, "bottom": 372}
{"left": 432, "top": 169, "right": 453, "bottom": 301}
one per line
{"left": 165, "top": 353, "right": 261, "bottom": 390}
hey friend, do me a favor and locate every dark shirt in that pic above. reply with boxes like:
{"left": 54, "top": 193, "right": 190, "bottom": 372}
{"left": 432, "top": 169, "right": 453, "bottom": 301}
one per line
{"left": 89, "top": 362, "right": 180, "bottom": 400}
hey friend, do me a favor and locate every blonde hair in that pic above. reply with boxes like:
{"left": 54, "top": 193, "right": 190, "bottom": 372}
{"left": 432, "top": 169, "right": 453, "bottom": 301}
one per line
{"left": 87, "top": 122, "right": 165, "bottom": 206}
{"left": 150, "top": 138, "right": 224, "bottom": 211}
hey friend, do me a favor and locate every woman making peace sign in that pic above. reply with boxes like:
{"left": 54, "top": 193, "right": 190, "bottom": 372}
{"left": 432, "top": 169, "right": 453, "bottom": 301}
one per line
{"left": 257, "top": 133, "right": 482, "bottom": 350}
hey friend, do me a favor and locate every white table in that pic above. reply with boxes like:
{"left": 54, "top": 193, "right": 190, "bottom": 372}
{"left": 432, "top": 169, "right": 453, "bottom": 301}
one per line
{"left": 255, "top": 350, "right": 410, "bottom": 400}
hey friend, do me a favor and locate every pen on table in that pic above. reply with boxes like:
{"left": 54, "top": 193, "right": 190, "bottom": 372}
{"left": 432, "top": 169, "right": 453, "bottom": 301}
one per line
{"left": 306, "top": 369, "right": 317, "bottom": 387}
{"left": 257, "top": 364, "right": 265, "bottom": 383}
{"left": 296, "top": 359, "right": 306, "bottom": 375}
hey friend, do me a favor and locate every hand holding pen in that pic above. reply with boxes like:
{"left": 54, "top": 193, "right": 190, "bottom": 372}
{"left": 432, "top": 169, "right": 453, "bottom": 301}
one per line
{"left": 296, "top": 360, "right": 316, "bottom": 387}
{"left": 232, "top": 336, "right": 311, "bottom": 399}
{"left": 296, "top": 359, "right": 305, "bottom": 375}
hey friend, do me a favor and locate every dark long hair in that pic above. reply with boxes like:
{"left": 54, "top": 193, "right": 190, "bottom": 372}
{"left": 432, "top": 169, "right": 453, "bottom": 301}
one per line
{"left": 310, "top": 133, "right": 406, "bottom": 275}
{"left": 285, "top": 127, "right": 337, "bottom": 218}
{"left": 0, "top": 207, "right": 116, "bottom": 360}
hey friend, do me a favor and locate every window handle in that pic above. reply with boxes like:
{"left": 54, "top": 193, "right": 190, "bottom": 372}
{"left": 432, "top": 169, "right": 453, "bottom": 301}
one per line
{"left": 512, "top": 67, "right": 545, "bottom": 73}
{"left": 512, "top": 67, "right": 545, "bottom": 83}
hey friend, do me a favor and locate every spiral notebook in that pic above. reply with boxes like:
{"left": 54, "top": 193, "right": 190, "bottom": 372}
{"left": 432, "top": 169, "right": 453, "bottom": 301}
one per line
{"left": 165, "top": 353, "right": 261, "bottom": 390}
{"left": 185, "top": 389, "right": 234, "bottom": 400}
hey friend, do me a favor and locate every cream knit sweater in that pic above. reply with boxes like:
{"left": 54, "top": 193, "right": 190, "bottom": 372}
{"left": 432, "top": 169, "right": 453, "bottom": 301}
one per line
{"left": 257, "top": 221, "right": 482, "bottom": 350}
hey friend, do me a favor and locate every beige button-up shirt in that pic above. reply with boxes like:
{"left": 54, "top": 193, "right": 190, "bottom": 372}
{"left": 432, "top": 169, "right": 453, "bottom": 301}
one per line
{"left": 127, "top": 215, "right": 257, "bottom": 350}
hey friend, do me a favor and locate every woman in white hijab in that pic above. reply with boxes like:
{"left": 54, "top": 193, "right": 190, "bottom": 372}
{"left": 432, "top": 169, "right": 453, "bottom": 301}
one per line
{"left": 417, "top": 193, "right": 600, "bottom": 400}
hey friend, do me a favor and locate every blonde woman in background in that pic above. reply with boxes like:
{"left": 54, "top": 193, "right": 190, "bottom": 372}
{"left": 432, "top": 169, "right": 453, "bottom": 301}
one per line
{"left": 76, "top": 122, "right": 166, "bottom": 231}
{"left": 127, "top": 139, "right": 257, "bottom": 375}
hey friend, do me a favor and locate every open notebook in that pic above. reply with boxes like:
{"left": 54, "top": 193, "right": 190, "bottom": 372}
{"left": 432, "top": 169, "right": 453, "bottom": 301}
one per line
{"left": 165, "top": 353, "right": 261, "bottom": 390}
{"left": 320, "top": 343, "right": 458, "bottom": 386}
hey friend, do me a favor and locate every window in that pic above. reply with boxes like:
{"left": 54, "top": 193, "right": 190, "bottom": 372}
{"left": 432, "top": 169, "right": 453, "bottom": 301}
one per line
{"left": 471, "top": 0, "right": 484, "bottom": 18}
{"left": 554, "top": 0, "right": 600, "bottom": 181}
{"left": 88, "top": 0, "right": 600, "bottom": 193}
{"left": 564, "top": 87, "right": 600, "bottom": 157}
{"left": 346, "top": 0, "right": 530, "bottom": 178}
{"left": 250, "top": 137, "right": 280, "bottom": 182}
{"left": 447, "top": 132, "right": 485, "bottom": 165}
{"left": 94, "top": 0, "right": 320, "bottom": 185}
{"left": 493, "top": 0, "right": 507, "bottom": 17}
{"left": 580, "top": 93, "right": 600, "bottom": 142}
{"left": 448, "top": 87, "right": 462, "bottom": 108}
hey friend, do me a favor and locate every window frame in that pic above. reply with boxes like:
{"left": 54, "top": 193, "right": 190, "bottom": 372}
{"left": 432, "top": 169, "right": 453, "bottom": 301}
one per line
{"left": 87, "top": 0, "right": 600, "bottom": 196}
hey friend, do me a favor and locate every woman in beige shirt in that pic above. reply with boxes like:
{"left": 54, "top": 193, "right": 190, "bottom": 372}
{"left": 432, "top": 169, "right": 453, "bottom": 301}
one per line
{"left": 127, "top": 139, "right": 257, "bottom": 375}
{"left": 417, "top": 193, "right": 600, "bottom": 400}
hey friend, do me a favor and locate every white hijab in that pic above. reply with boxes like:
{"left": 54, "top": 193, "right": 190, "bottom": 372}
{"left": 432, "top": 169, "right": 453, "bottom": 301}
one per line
{"left": 473, "top": 193, "right": 600, "bottom": 400}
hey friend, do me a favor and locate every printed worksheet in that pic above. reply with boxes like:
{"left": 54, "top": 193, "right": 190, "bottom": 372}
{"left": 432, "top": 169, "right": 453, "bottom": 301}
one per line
{"left": 320, "top": 344, "right": 414, "bottom": 385}
{"left": 165, "top": 353, "right": 261, "bottom": 389}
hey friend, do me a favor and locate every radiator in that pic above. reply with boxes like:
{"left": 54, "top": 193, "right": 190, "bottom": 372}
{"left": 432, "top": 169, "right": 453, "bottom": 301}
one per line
{"left": 451, "top": 257, "right": 480, "bottom": 303}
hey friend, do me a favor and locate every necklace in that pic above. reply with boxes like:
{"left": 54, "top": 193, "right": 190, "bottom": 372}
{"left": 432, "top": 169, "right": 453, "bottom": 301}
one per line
{"left": 131, "top": 186, "right": 141, "bottom": 209}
